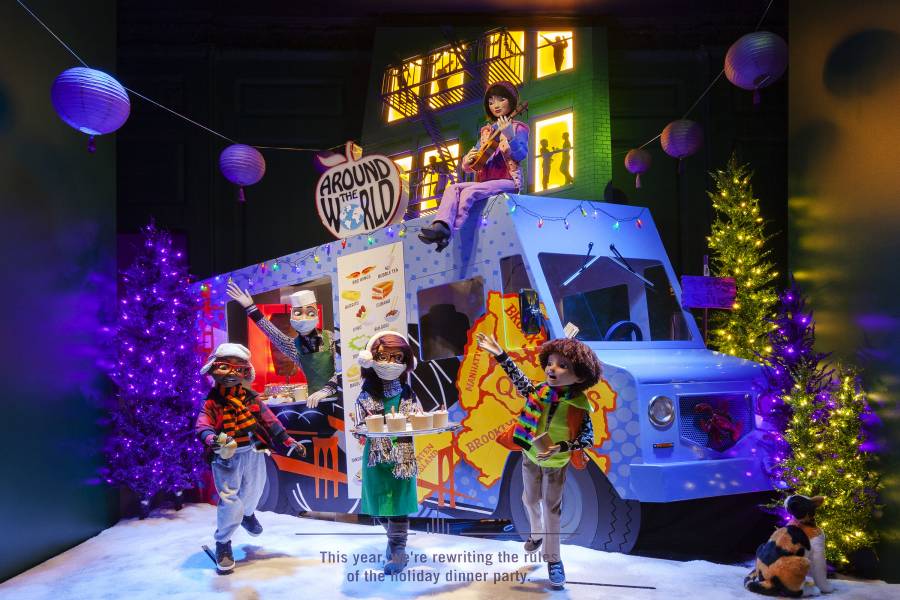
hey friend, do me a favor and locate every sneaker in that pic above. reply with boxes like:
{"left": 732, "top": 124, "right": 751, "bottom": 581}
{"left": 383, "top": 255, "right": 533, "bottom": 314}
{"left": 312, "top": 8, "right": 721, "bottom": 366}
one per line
{"left": 524, "top": 537, "right": 543, "bottom": 552}
{"left": 215, "top": 541, "right": 235, "bottom": 573}
{"left": 548, "top": 561, "right": 565, "bottom": 589}
{"left": 241, "top": 513, "right": 263, "bottom": 536}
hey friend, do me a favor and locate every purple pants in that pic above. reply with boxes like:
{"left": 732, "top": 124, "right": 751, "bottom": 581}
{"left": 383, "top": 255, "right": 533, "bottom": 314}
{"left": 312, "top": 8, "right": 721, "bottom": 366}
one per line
{"left": 433, "top": 179, "right": 517, "bottom": 231}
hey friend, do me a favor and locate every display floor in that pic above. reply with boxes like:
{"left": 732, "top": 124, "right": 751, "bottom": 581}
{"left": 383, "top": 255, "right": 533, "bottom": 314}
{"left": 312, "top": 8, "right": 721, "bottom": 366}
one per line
{"left": 1, "top": 504, "right": 896, "bottom": 600}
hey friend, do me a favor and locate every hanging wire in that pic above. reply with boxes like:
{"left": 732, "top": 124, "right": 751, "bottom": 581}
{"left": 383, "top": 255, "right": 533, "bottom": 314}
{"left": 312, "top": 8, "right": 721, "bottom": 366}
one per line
{"left": 613, "top": 0, "right": 778, "bottom": 159}
{"left": 16, "top": 0, "right": 347, "bottom": 154}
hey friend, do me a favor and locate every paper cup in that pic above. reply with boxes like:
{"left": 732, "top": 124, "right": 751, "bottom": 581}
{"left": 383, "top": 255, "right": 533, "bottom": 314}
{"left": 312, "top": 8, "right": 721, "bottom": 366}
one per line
{"left": 386, "top": 414, "right": 408, "bottom": 433}
{"left": 431, "top": 410, "right": 449, "bottom": 428}
{"left": 410, "top": 413, "right": 433, "bottom": 431}
{"left": 365, "top": 414, "right": 385, "bottom": 433}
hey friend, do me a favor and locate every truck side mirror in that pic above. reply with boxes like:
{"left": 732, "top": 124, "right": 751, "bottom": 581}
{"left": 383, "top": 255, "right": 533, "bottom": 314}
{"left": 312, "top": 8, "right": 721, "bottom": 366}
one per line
{"left": 519, "top": 288, "right": 543, "bottom": 335}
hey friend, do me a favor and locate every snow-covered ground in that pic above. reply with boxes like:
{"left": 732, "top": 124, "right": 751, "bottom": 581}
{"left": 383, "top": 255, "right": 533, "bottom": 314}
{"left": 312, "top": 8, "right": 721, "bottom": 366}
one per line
{"left": 1, "top": 504, "right": 896, "bottom": 600}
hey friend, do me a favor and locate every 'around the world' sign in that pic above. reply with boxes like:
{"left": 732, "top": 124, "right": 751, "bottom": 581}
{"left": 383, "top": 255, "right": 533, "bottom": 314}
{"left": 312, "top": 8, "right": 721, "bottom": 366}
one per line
{"left": 315, "top": 141, "right": 408, "bottom": 239}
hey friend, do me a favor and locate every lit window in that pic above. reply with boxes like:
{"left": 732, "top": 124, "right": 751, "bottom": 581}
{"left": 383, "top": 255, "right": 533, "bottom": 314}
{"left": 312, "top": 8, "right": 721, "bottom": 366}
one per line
{"left": 391, "top": 153, "right": 414, "bottom": 201}
{"left": 384, "top": 58, "right": 423, "bottom": 123}
{"left": 487, "top": 30, "right": 524, "bottom": 85}
{"left": 536, "top": 31, "right": 573, "bottom": 78}
{"left": 428, "top": 48, "right": 466, "bottom": 109}
{"left": 533, "top": 112, "right": 574, "bottom": 192}
{"left": 417, "top": 143, "right": 459, "bottom": 210}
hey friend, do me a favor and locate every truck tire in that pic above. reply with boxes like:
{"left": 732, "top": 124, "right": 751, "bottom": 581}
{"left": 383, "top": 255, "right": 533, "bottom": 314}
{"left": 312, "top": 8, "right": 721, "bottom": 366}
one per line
{"left": 504, "top": 453, "right": 641, "bottom": 554}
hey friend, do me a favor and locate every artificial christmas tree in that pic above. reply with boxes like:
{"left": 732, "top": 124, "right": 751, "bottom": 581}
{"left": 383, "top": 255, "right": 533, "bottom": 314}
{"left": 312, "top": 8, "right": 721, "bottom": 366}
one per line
{"left": 103, "top": 222, "right": 207, "bottom": 515}
{"left": 707, "top": 155, "right": 778, "bottom": 359}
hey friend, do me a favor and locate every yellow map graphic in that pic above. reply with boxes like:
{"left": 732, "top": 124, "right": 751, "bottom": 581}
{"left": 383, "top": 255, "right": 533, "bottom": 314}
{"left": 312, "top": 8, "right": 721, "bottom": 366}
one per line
{"left": 456, "top": 291, "right": 617, "bottom": 486}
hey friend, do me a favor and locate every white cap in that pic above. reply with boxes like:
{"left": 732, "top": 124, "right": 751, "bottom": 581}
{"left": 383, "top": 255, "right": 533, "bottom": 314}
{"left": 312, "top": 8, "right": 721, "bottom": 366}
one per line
{"left": 289, "top": 289, "right": 317, "bottom": 308}
{"left": 200, "top": 342, "right": 255, "bottom": 382}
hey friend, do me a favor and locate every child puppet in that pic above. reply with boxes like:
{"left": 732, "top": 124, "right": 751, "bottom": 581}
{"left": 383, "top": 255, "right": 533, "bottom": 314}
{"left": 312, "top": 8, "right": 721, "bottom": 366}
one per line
{"left": 195, "top": 343, "right": 306, "bottom": 573}
{"left": 353, "top": 331, "right": 421, "bottom": 575}
{"left": 476, "top": 332, "right": 602, "bottom": 590}
{"left": 418, "top": 80, "right": 528, "bottom": 252}
{"left": 745, "top": 494, "right": 835, "bottom": 597}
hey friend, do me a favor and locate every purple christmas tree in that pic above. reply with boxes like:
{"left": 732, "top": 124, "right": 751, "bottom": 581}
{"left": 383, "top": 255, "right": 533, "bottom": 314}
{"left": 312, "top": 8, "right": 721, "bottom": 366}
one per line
{"left": 103, "top": 222, "right": 207, "bottom": 514}
{"left": 757, "top": 279, "right": 832, "bottom": 485}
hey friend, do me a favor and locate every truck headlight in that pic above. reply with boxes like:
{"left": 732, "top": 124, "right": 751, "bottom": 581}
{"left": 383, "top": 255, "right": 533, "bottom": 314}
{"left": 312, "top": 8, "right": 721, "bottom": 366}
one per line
{"left": 649, "top": 395, "right": 675, "bottom": 427}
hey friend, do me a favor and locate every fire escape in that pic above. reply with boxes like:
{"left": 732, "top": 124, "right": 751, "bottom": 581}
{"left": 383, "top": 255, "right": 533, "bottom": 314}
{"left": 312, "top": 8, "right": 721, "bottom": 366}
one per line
{"left": 380, "top": 28, "right": 525, "bottom": 216}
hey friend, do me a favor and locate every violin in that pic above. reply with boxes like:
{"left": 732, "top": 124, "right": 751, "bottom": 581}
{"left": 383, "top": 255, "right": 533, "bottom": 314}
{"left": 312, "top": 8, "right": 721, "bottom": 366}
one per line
{"left": 466, "top": 102, "right": 528, "bottom": 172}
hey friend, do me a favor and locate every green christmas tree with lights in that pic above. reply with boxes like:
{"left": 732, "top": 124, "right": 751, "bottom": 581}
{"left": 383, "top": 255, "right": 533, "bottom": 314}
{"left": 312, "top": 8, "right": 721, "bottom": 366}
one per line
{"left": 775, "top": 367, "right": 880, "bottom": 567}
{"left": 707, "top": 155, "right": 778, "bottom": 359}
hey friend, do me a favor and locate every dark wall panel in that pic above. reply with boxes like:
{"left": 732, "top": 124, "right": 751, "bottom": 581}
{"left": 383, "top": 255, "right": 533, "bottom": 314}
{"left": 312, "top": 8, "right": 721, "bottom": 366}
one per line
{"left": 0, "top": 0, "right": 118, "bottom": 582}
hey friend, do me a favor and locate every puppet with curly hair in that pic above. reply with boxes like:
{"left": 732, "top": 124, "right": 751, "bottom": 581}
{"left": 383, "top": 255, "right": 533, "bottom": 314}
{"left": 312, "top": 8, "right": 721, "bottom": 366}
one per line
{"left": 476, "top": 333, "right": 603, "bottom": 590}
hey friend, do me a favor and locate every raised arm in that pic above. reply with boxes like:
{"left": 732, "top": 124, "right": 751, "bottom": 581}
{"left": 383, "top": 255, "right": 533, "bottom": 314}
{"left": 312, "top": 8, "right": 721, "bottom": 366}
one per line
{"left": 475, "top": 332, "right": 537, "bottom": 397}
{"left": 227, "top": 282, "right": 302, "bottom": 366}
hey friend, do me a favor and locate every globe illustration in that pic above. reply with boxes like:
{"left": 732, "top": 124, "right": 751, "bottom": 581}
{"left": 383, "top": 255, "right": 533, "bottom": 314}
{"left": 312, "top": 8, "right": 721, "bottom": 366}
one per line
{"left": 340, "top": 203, "right": 365, "bottom": 232}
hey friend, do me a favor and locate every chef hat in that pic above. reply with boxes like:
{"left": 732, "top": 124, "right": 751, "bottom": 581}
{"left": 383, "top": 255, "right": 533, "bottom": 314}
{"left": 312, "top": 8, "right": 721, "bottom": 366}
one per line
{"left": 200, "top": 342, "right": 255, "bottom": 382}
{"left": 358, "top": 330, "right": 417, "bottom": 370}
{"left": 289, "top": 289, "right": 317, "bottom": 308}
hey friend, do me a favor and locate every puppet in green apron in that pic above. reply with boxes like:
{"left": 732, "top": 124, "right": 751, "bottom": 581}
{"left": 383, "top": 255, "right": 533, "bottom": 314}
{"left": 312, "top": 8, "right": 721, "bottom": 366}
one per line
{"left": 227, "top": 284, "right": 340, "bottom": 406}
{"left": 353, "top": 331, "right": 421, "bottom": 575}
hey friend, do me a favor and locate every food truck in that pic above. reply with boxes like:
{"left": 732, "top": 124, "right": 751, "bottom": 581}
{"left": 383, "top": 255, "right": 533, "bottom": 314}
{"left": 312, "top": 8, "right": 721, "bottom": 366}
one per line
{"left": 196, "top": 192, "right": 771, "bottom": 554}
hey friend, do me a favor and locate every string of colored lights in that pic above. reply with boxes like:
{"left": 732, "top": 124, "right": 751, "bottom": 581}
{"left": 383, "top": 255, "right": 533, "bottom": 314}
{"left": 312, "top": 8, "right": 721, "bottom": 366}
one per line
{"left": 211, "top": 192, "right": 646, "bottom": 290}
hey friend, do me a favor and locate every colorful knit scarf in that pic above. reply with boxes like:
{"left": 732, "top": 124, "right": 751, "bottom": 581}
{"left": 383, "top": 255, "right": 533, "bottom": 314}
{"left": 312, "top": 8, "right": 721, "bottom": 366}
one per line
{"left": 512, "top": 382, "right": 564, "bottom": 448}
{"left": 219, "top": 385, "right": 257, "bottom": 439}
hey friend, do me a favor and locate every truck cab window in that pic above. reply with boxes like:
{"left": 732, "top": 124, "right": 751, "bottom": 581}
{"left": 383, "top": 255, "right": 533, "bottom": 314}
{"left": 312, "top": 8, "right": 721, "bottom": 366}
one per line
{"left": 538, "top": 252, "right": 692, "bottom": 342}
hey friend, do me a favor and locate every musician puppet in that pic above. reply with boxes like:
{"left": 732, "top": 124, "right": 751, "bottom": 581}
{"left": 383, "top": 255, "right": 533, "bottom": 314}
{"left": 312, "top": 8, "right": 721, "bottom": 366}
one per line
{"left": 418, "top": 80, "right": 528, "bottom": 252}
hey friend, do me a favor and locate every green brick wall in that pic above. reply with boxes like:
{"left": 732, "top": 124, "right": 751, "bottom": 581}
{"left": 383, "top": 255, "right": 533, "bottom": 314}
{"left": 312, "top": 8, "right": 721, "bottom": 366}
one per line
{"left": 360, "top": 26, "right": 612, "bottom": 203}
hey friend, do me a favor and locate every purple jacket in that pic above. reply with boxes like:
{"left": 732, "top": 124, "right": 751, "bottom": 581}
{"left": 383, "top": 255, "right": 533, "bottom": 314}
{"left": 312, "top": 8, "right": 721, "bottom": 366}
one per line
{"left": 465, "top": 120, "right": 529, "bottom": 191}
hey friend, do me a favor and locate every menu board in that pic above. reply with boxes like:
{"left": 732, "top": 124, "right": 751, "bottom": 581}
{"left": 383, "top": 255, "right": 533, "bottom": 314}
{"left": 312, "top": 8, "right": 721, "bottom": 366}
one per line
{"left": 336, "top": 241, "right": 406, "bottom": 498}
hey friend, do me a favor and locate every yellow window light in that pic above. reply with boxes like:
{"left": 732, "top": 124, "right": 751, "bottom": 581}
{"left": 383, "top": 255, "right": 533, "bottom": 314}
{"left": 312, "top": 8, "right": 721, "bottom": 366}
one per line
{"left": 533, "top": 111, "right": 574, "bottom": 193}
{"left": 536, "top": 31, "right": 573, "bottom": 78}
{"left": 487, "top": 30, "right": 524, "bottom": 85}
{"left": 385, "top": 58, "right": 423, "bottom": 123}
{"left": 428, "top": 48, "right": 466, "bottom": 109}
{"left": 417, "top": 143, "right": 460, "bottom": 210}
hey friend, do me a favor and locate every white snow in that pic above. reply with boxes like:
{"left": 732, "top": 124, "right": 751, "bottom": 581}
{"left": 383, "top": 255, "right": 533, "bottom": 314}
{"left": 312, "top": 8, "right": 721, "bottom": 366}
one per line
{"left": 1, "top": 504, "right": 896, "bottom": 600}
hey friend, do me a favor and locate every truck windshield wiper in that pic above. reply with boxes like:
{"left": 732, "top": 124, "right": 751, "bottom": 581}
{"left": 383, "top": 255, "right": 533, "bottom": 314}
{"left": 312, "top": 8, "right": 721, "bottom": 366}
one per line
{"left": 609, "top": 244, "right": 655, "bottom": 288}
{"left": 562, "top": 242, "right": 600, "bottom": 287}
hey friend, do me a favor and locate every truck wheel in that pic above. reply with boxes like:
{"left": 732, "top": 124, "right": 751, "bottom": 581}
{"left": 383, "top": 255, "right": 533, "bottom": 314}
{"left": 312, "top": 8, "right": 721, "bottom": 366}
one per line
{"left": 506, "top": 453, "right": 641, "bottom": 554}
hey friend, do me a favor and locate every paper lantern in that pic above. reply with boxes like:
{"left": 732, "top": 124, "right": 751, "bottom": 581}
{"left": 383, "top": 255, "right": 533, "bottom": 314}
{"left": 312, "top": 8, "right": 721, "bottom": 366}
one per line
{"left": 661, "top": 119, "right": 703, "bottom": 172}
{"left": 725, "top": 31, "right": 788, "bottom": 104}
{"left": 624, "top": 148, "right": 652, "bottom": 188}
{"left": 219, "top": 144, "right": 266, "bottom": 202}
{"left": 51, "top": 67, "right": 130, "bottom": 152}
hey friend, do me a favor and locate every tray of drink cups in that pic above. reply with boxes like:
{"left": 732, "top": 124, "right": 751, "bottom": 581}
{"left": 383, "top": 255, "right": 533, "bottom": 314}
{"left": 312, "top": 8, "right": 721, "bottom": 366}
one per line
{"left": 354, "top": 410, "right": 460, "bottom": 438}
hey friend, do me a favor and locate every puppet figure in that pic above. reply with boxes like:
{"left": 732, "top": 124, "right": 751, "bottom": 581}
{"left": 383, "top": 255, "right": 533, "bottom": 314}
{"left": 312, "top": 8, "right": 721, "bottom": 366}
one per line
{"left": 476, "top": 333, "right": 602, "bottom": 590}
{"left": 195, "top": 343, "right": 306, "bottom": 573}
{"left": 745, "top": 494, "right": 835, "bottom": 597}
{"left": 418, "top": 81, "right": 528, "bottom": 252}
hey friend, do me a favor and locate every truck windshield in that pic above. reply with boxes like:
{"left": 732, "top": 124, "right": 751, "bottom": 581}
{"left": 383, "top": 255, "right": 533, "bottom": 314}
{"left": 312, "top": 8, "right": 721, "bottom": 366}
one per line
{"left": 538, "top": 252, "right": 692, "bottom": 342}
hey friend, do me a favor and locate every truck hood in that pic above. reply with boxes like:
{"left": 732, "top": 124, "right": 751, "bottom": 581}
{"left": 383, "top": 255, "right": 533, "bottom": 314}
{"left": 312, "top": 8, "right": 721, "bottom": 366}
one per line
{"left": 591, "top": 348, "right": 764, "bottom": 385}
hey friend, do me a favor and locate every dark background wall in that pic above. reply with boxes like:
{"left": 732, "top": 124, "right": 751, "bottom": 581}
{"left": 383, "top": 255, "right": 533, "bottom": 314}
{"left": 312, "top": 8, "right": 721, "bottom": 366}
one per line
{"left": 789, "top": 0, "right": 900, "bottom": 582}
{"left": 0, "top": 0, "right": 118, "bottom": 583}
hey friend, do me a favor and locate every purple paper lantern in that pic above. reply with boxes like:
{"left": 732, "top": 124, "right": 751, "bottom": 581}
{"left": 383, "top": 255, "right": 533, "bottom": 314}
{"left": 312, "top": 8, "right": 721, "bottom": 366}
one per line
{"left": 219, "top": 144, "right": 266, "bottom": 202}
{"left": 51, "top": 67, "right": 130, "bottom": 152}
{"left": 661, "top": 119, "right": 703, "bottom": 172}
{"left": 624, "top": 148, "right": 652, "bottom": 188}
{"left": 725, "top": 31, "right": 788, "bottom": 104}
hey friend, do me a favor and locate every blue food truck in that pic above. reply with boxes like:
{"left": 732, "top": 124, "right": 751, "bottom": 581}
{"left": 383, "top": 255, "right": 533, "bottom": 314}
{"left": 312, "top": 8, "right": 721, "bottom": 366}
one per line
{"left": 197, "top": 193, "right": 771, "bottom": 554}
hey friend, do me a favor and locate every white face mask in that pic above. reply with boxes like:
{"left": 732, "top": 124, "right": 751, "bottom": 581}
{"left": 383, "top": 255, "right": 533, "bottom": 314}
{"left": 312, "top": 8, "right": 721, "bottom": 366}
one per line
{"left": 372, "top": 361, "right": 407, "bottom": 381}
{"left": 290, "top": 318, "right": 317, "bottom": 334}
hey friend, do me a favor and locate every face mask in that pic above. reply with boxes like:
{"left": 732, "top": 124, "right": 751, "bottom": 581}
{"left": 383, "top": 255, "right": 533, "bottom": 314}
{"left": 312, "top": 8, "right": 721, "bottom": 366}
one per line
{"left": 291, "top": 318, "right": 317, "bottom": 334}
{"left": 372, "top": 361, "right": 407, "bottom": 381}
